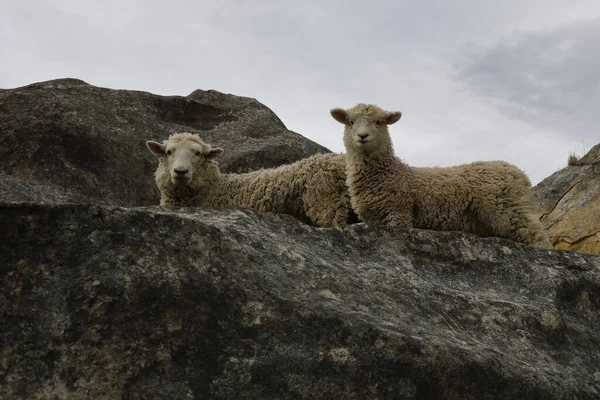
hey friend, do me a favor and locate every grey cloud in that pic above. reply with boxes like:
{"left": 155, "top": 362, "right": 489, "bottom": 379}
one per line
{"left": 455, "top": 19, "right": 600, "bottom": 141}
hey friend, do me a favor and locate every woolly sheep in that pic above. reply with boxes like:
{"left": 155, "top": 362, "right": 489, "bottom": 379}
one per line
{"left": 146, "top": 132, "right": 357, "bottom": 228}
{"left": 330, "top": 103, "right": 551, "bottom": 248}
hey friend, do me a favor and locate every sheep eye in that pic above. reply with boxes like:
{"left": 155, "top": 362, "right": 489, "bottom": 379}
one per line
{"left": 166, "top": 150, "right": 172, "bottom": 156}
{"left": 350, "top": 120, "right": 354, "bottom": 125}
{"left": 195, "top": 151, "right": 202, "bottom": 156}
{"left": 376, "top": 120, "right": 381, "bottom": 126}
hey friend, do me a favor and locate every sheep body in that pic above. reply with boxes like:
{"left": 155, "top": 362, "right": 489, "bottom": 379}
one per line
{"left": 331, "top": 104, "right": 551, "bottom": 248}
{"left": 147, "top": 133, "right": 355, "bottom": 228}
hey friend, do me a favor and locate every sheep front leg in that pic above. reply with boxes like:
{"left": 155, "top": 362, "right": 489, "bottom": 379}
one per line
{"left": 382, "top": 207, "right": 414, "bottom": 228}
{"left": 512, "top": 211, "right": 553, "bottom": 249}
{"left": 350, "top": 190, "right": 414, "bottom": 228}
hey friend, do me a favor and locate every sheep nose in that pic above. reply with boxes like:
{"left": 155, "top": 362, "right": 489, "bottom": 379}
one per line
{"left": 358, "top": 133, "right": 369, "bottom": 139}
{"left": 174, "top": 167, "right": 189, "bottom": 175}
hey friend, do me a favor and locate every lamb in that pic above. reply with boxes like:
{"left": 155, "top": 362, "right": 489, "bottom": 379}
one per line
{"left": 146, "top": 132, "right": 357, "bottom": 228}
{"left": 330, "top": 103, "right": 551, "bottom": 248}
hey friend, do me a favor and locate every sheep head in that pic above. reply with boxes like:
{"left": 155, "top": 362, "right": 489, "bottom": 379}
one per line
{"left": 146, "top": 132, "right": 223, "bottom": 188}
{"left": 330, "top": 104, "right": 401, "bottom": 155}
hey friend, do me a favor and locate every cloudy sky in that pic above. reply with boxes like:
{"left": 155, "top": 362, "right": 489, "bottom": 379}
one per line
{"left": 2, "top": 1, "right": 599, "bottom": 184}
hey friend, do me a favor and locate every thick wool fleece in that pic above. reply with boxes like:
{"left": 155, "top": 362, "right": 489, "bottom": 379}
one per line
{"left": 148, "top": 133, "right": 356, "bottom": 228}
{"left": 331, "top": 104, "right": 551, "bottom": 248}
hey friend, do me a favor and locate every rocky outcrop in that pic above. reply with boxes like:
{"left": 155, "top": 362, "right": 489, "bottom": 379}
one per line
{"left": 0, "top": 79, "right": 329, "bottom": 206}
{"left": 2, "top": 79, "right": 600, "bottom": 399}
{"left": 2, "top": 203, "right": 600, "bottom": 399}
{"left": 532, "top": 145, "right": 600, "bottom": 256}
{"left": 569, "top": 144, "right": 600, "bottom": 166}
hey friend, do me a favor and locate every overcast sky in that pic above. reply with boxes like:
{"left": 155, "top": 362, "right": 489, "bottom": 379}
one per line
{"left": 2, "top": 1, "right": 599, "bottom": 185}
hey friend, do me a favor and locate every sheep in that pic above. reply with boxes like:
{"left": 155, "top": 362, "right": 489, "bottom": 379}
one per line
{"left": 330, "top": 103, "right": 552, "bottom": 248}
{"left": 146, "top": 132, "right": 357, "bottom": 228}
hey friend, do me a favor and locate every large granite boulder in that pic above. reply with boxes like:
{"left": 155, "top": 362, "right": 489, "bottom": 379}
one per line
{"left": 2, "top": 79, "right": 600, "bottom": 399}
{"left": 0, "top": 78, "right": 330, "bottom": 206}
{"left": 532, "top": 144, "right": 600, "bottom": 256}
{"left": 1, "top": 203, "right": 600, "bottom": 399}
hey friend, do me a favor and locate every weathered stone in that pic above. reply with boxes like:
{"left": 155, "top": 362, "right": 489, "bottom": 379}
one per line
{"left": 570, "top": 144, "right": 600, "bottom": 166}
{"left": 186, "top": 89, "right": 331, "bottom": 174}
{"left": 2, "top": 78, "right": 600, "bottom": 399}
{"left": 532, "top": 144, "right": 600, "bottom": 256}
{"left": 0, "top": 173, "right": 84, "bottom": 204}
{"left": 1, "top": 203, "right": 600, "bottom": 399}
{"left": 0, "top": 79, "right": 330, "bottom": 206}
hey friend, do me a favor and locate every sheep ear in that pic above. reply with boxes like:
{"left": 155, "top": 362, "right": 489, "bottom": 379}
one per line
{"left": 330, "top": 108, "right": 348, "bottom": 124}
{"left": 205, "top": 147, "right": 224, "bottom": 160}
{"left": 146, "top": 141, "right": 166, "bottom": 156}
{"left": 386, "top": 111, "right": 402, "bottom": 125}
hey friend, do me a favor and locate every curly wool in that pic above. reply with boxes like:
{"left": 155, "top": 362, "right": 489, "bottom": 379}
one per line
{"left": 147, "top": 133, "right": 356, "bottom": 228}
{"left": 331, "top": 104, "right": 551, "bottom": 248}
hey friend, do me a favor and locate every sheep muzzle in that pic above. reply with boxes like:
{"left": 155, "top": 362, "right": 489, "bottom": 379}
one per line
{"left": 171, "top": 167, "right": 192, "bottom": 185}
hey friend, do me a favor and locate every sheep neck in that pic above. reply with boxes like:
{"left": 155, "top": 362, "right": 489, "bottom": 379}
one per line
{"left": 190, "top": 169, "right": 228, "bottom": 204}
{"left": 345, "top": 144, "right": 413, "bottom": 199}
{"left": 347, "top": 144, "right": 409, "bottom": 173}
{"left": 200, "top": 172, "right": 246, "bottom": 205}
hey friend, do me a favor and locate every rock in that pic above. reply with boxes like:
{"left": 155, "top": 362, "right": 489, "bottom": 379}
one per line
{"left": 3, "top": 78, "right": 599, "bottom": 398}
{"left": 185, "top": 89, "right": 331, "bottom": 174}
{"left": 569, "top": 144, "right": 600, "bottom": 166}
{"left": 532, "top": 144, "right": 600, "bottom": 256}
{"left": 0, "top": 78, "right": 330, "bottom": 206}
{"left": 0, "top": 173, "right": 84, "bottom": 204}
{"left": 2, "top": 202, "right": 600, "bottom": 399}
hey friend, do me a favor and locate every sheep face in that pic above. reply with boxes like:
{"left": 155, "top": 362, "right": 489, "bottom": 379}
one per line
{"left": 330, "top": 104, "right": 401, "bottom": 154}
{"left": 146, "top": 134, "right": 223, "bottom": 186}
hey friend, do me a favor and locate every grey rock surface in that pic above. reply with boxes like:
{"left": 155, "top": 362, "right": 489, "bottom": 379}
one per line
{"left": 532, "top": 144, "right": 600, "bottom": 255}
{"left": 0, "top": 79, "right": 330, "bottom": 206}
{"left": 1, "top": 203, "right": 600, "bottom": 399}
